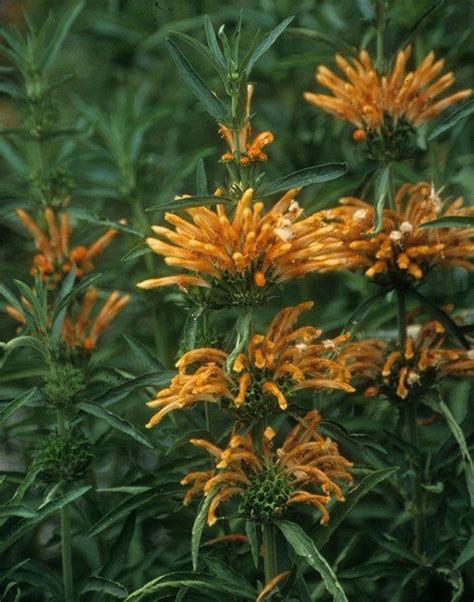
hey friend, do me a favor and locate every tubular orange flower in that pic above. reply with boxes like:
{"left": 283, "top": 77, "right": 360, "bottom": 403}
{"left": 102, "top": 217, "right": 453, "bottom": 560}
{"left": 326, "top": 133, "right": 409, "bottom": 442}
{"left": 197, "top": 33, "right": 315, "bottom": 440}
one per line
{"left": 304, "top": 45, "right": 472, "bottom": 134}
{"left": 16, "top": 208, "right": 119, "bottom": 283}
{"left": 145, "top": 302, "right": 354, "bottom": 428}
{"left": 342, "top": 315, "right": 474, "bottom": 400}
{"left": 318, "top": 182, "right": 474, "bottom": 285}
{"left": 6, "top": 287, "right": 130, "bottom": 352}
{"left": 62, "top": 287, "right": 130, "bottom": 351}
{"left": 138, "top": 188, "right": 363, "bottom": 305}
{"left": 219, "top": 84, "right": 274, "bottom": 165}
{"left": 181, "top": 410, "right": 353, "bottom": 526}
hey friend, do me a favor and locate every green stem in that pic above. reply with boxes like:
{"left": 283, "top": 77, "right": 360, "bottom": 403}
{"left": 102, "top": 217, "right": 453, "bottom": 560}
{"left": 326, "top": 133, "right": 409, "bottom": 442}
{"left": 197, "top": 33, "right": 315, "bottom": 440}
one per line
{"left": 406, "top": 402, "right": 425, "bottom": 556}
{"left": 262, "top": 522, "right": 278, "bottom": 584}
{"left": 376, "top": 0, "right": 385, "bottom": 71}
{"left": 396, "top": 289, "right": 424, "bottom": 556}
{"left": 57, "top": 410, "right": 74, "bottom": 602}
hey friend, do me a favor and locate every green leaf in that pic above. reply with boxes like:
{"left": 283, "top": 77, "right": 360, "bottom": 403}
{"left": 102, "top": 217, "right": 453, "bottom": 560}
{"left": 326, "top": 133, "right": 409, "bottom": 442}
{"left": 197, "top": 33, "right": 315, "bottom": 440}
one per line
{"left": 0, "top": 388, "right": 37, "bottom": 425}
{"left": 428, "top": 99, "right": 474, "bottom": 140}
{"left": 80, "top": 576, "right": 128, "bottom": 599}
{"left": 87, "top": 482, "right": 175, "bottom": 537}
{"left": 0, "top": 486, "right": 90, "bottom": 554}
{"left": 453, "top": 535, "right": 474, "bottom": 570}
{"left": 192, "top": 493, "right": 214, "bottom": 571}
{"left": 204, "top": 558, "right": 256, "bottom": 599}
{"left": 195, "top": 158, "right": 209, "bottom": 196}
{"left": 0, "top": 505, "right": 37, "bottom": 519}
{"left": 422, "top": 395, "right": 474, "bottom": 505}
{"left": 102, "top": 513, "right": 137, "bottom": 580}
{"left": 167, "top": 37, "right": 228, "bottom": 123}
{"left": 277, "top": 520, "right": 348, "bottom": 602}
{"left": 399, "top": 0, "right": 446, "bottom": 51}
{"left": 88, "top": 371, "right": 174, "bottom": 408}
{"left": 77, "top": 401, "right": 154, "bottom": 450}
{"left": 125, "top": 571, "right": 255, "bottom": 601}
{"left": 0, "top": 337, "right": 49, "bottom": 368}
{"left": 288, "top": 27, "right": 357, "bottom": 56}
{"left": 373, "top": 165, "right": 390, "bottom": 235}
{"left": 313, "top": 467, "right": 399, "bottom": 549}
{"left": 244, "top": 16, "right": 294, "bottom": 74}
{"left": 147, "top": 194, "right": 232, "bottom": 212}
{"left": 263, "top": 163, "right": 347, "bottom": 196}
{"left": 245, "top": 520, "right": 259, "bottom": 569}
{"left": 123, "top": 335, "right": 163, "bottom": 373}
{"left": 406, "top": 288, "right": 470, "bottom": 349}
{"left": 419, "top": 215, "right": 474, "bottom": 229}
{"left": 69, "top": 207, "right": 142, "bottom": 237}
{"left": 169, "top": 31, "right": 226, "bottom": 82}
{"left": 343, "top": 289, "right": 388, "bottom": 333}
{"left": 40, "top": 2, "right": 85, "bottom": 71}
{"left": 204, "top": 16, "right": 226, "bottom": 72}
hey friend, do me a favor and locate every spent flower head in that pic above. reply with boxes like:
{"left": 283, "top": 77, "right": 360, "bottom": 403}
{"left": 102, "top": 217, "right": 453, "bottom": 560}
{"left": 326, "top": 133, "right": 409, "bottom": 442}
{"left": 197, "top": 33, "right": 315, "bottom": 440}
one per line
{"left": 181, "top": 410, "right": 353, "bottom": 526}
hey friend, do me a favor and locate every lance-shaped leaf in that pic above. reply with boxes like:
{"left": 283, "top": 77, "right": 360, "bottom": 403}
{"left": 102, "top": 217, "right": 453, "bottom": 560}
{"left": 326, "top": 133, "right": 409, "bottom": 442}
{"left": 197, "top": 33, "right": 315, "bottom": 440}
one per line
{"left": 313, "top": 467, "right": 399, "bottom": 549}
{"left": 167, "top": 37, "right": 228, "bottom": 123}
{"left": 453, "top": 535, "right": 474, "bottom": 570}
{"left": 428, "top": 98, "right": 474, "bottom": 140}
{"left": 372, "top": 165, "right": 390, "bottom": 235}
{"left": 277, "top": 520, "right": 348, "bottom": 602}
{"left": 77, "top": 401, "right": 154, "bottom": 450}
{"left": 40, "top": 1, "right": 85, "bottom": 71}
{"left": 419, "top": 215, "right": 474, "bottom": 230}
{"left": 288, "top": 27, "right": 357, "bottom": 56}
{"left": 147, "top": 194, "right": 232, "bottom": 213}
{"left": 244, "top": 16, "right": 294, "bottom": 74}
{"left": 80, "top": 576, "right": 128, "bottom": 599}
{"left": 192, "top": 492, "right": 215, "bottom": 571}
{"left": 0, "top": 388, "right": 38, "bottom": 426}
{"left": 245, "top": 520, "right": 259, "bottom": 569}
{"left": 422, "top": 395, "right": 474, "bottom": 506}
{"left": 0, "top": 486, "right": 91, "bottom": 554}
{"left": 195, "top": 158, "right": 209, "bottom": 196}
{"left": 0, "top": 337, "right": 49, "bottom": 368}
{"left": 263, "top": 163, "right": 347, "bottom": 196}
{"left": 343, "top": 289, "right": 388, "bottom": 333}
{"left": 398, "top": 0, "right": 446, "bottom": 49}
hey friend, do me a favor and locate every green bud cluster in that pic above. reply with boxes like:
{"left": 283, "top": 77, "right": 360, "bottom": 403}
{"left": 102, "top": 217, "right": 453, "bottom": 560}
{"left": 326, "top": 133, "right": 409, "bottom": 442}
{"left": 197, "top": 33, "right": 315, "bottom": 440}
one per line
{"left": 239, "top": 464, "right": 292, "bottom": 524}
{"left": 34, "top": 429, "right": 94, "bottom": 483}
{"left": 42, "top": 363, "right": 86, "bottom": 409}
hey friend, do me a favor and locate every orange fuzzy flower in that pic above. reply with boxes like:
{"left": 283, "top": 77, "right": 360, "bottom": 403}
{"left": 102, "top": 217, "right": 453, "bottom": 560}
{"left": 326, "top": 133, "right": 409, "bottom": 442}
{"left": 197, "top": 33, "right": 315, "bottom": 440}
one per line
{"left": 138, "top": 188, "right": 362, "bottom": 303}
{"left": 304, "top": 46, "right": 472, "bottom": 134}
{"left": 219, "top": 84, "right": 273, "bottom": 165}
{"left": 145, "top": 302, "right": 354, "bottom": 428}
{"left": 16, "top": 208, "right": 119, "bottom": 284}
{"left": 181, "top": 411, "right": 353, "bottom": 526}
{"left": 6, "top": 287, "right": 129, "bottom": 352}
{"left": 318, "top": 182, "right": 474, "bottom": 284}
{"left": 342, "top": 316, "right": 474, "bottom": 400}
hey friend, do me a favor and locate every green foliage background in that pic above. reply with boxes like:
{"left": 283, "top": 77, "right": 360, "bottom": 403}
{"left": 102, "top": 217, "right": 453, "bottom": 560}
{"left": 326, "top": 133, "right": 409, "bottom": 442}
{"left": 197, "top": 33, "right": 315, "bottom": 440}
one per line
{"left": 0, "top": 1, "right": 473, "bottom": 600}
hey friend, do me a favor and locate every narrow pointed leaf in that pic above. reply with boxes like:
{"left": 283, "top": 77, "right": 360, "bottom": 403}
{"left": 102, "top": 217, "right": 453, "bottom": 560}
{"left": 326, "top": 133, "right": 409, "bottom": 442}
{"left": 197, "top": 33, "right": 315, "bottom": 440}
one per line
{"left": 245, "top": 520, "right": 259, "bottom": 569}
{"left": 419, "top": 215, "right": 474, "bottom": 229}
{"left": 41, "top": 2, "right": 85, "bottom": 71}
{"left": 195, "top": 158, "right": 209, "bottom": 196}
{"left": 277, "top": 520, "right": 348, "bottom": 602}
{"left": 245, "top": 16, "right": 294, "bottom": 74}
{"left": 77, "top": 401, "right": 154, "bottom": 450}
{"left": 167, "top": 37, "right": 228, "bottom": 122}
{"left": 147, "top": 194, "right": 232, "bottom": 212}
{"left": 263, "top": 163, "right": 347, "bottom": 196}
{"left": 81, "top": 576, "right": 128, "bottom": 598}
{"left": 372, "top": 165, "right": 390, "bottom": 234}
{"left": 428, "top": 99, "right": 474, "bottom": 140}
{"left": 0, "top": 388, "right": 37, "bottom": 425}
{"left": 453, "top": 535, "right": 474, "bottom": 570}
{"left": 192, "top": 493, "right": 214, "bottom": 570}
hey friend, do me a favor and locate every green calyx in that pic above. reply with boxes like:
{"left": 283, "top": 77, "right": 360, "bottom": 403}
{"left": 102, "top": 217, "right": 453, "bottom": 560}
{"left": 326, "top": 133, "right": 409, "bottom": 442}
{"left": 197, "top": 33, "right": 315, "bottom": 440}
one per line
{"left": 366, "top": 116, "right": 418, "bottom": 162}
{"left": 42, "top": 363, "right": 86, "bottom": 409}
{"left": 34, "top": 429, "right": 94, "bottom": 483}
{"left": 239, "top": 464, "right": 292, "bottom": 524}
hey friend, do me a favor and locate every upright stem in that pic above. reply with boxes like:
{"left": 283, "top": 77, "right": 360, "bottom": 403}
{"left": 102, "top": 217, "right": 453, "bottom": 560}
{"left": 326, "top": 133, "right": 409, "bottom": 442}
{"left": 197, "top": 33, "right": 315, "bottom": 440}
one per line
{"left": 376, "top": 0, "right": 385, "bottom": 71}
{"left": 57, "top": 410, "right": 74, "bottom": 602}
{"left": 262, "top": 522, "right": 278, "bottom": 584}
{"left": 396, "top": 289, "right": 424, "bottom": 555}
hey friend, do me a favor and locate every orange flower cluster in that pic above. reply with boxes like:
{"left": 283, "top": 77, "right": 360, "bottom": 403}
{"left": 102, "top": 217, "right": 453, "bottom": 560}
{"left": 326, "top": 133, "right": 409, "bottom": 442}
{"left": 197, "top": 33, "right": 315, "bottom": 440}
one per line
{"left": 304, "top": 46, "right": 472, "bottom": 139}
{"left": 145, "top": 302, "right": 354, "bottom": 428}
{"left": 342, "top": 316, "right": 474, "bottom": 400}
{"left": 16, "top": 208, "right": 119, "bottom": 283}
{"left": 318, "top": 182, "right": 474, "bottom": 283}
{"left": 219, "top": 85, "right": 274, "bottom": 165}
{"left": 5, "top": 287, "right": 130, "bottom": 352}
{"left": 182, "top": 411, "right": 353, "bottom": 526}
{"left": 138, "top": 188, "right": 361, "bottom": 299}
